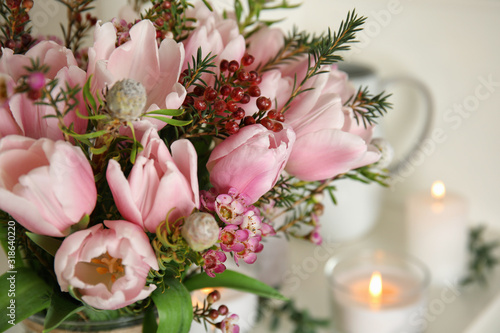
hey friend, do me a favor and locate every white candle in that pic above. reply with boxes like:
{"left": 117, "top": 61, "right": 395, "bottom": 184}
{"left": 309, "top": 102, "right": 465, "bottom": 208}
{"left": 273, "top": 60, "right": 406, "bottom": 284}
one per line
{"left": 405, "top": 181, "right": 468, "bottom": 284}
{"left": 326, "top": 251, "right": 429, "bottom": 333}
{"left": 190, "top": 288, "right": 258, "bottom": 333}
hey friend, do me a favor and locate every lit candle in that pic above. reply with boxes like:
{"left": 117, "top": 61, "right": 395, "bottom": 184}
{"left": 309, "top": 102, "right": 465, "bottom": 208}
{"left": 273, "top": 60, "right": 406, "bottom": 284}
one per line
{"left": 405, "top": 181, "right": 468, "bottom": 284}
{"left": 326, "top": 250, "right": 429, "bottom": 333}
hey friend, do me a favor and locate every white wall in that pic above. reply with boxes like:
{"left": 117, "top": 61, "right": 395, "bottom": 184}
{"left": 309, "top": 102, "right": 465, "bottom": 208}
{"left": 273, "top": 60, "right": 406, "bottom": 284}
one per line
{"left": 272, "top": 0, "right": 500, "bottom": 227}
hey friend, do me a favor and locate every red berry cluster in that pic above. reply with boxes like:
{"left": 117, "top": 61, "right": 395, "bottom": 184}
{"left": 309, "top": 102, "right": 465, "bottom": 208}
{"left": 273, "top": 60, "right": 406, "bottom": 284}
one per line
{"left": 194, "top": 290, "right": 230, "bottom": 324}
{"left": 149, "top": 1, "right": 175, "bottom": 41}
{"left": 181, "top": 53, "right": 286, "bottom": 136}
{"left": 2, "top": 0, "right": 34, "bottom": 53}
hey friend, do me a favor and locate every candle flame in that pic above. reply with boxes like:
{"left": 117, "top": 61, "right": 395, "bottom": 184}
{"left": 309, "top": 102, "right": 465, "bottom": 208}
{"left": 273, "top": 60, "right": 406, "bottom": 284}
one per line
{"left": 369, "top": 271, "right": 382, "bottom": 298}
{"left": 431, "top": 181, "right": 446, "bottom": 199}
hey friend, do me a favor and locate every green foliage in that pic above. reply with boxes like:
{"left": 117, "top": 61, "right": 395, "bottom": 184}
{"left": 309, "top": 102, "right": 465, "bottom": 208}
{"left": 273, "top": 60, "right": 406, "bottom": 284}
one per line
{"left": 152, "top": 278, "right": 193, "bottom": 333}
{"left": 346, "top": 86, "right": 392, "bottom": 128}
{"left": 461, "top": 225, "right": 500, "bottom": 286}
{"left": 56, "top": 0, "right": 97, "bottom": 52}
{"left": 44, "top": 292, "right": 85, "bottom": 332}
{"left": 258, "top": 298, "right": 330, "bottom": 333}
{"left": 0, "top": 268, "right": 52, "bottom": 331}
{"left": 25, "top": 232, "right": 62, "bottom": 257}
{"left": 0, "top": 2, "right": 33, "bottom": 53}
{"left": 184, "top": 269, "right": 288, "bottom": 301}
{"left": 148, "top": 217, "right": 204, "bottom": 286}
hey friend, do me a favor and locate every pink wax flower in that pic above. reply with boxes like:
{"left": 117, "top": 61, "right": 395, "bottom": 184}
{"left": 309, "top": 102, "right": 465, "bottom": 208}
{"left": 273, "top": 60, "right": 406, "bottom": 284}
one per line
{"left": 0, "top": 135, "right": 96, "bottom": 237}
{"left": 207, "top": 124, "right": 295, "bottom": 204}
{"left": 183, "top": 5, "right": 245, "bottom": 75}
{"left": 203, "top": 249, "right": 227, "bottom": 278}
{"left": 54, "top": 220, "right": 158, "bottom": 310}
{"left": 106, "top": 128, "right": 199, "bottom": 233}
{"left": 87, "top": 20, "right": 186, "bottom": 118}
{"left": 220, "top": 314, "right": 240, "bottom": 333}
{"left": 0, "top": 42, "right": 88, "bottom": 140}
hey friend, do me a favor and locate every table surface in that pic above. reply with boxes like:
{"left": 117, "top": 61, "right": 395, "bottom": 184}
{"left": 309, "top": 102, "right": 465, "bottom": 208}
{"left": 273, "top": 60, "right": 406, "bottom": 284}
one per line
{"left": 3, "top": 200, "right": 500, "bottom": 333}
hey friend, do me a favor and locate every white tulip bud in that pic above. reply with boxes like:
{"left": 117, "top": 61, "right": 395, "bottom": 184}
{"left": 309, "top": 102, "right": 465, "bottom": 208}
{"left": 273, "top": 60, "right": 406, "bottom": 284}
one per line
{"left": 106, "top": 79, "right": 147, "bottom": 121}
{"left": 182, "top": 212, "right": 220, "bottom": 252}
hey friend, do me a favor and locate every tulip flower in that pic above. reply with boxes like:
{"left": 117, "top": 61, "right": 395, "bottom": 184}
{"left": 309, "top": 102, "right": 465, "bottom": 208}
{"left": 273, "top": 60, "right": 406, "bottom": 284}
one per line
{"left": 54, "top": 220, "right": 158, "bottom": 310}
{"left": 0, "top": 42, "right": 87, "bottom": 140}
{"left": 207, "top": 124, "right": 296, "bottom": 204}
{"left": 107, "top": 128, "right": 199, "bottom": 232}
{"left": 0, "top": 135, "right": 96, "bottom": 237}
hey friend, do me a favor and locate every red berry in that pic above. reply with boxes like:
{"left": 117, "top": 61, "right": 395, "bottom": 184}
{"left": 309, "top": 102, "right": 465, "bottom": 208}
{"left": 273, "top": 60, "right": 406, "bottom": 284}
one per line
{"left": 256, "top": 96, "right": 271, "bottom": 111}
{"left": 220, "top": 85, "right": 231, "bottom": 97}
{"left": 208, "top": 309, "right": 219, "bottom": 320}
{"left": 155, "top": 18, "right": 165, "bottom": 26}
{"left": 226, "top": 100, "right": 238, "bottom": 112}
{"left": 255, "top": 75, "right": 262, "bottom": 84}
{"left": 194, "top": 99, "right": 207, "bottom": 111}
{"left": 276, "top": 113, "right": 285, "bottom": 122}
{"left": 260, "top": 118, "right": 273, "bottom": 130}
{"left": 193, "top": 86, "right": 205, "bottom": 96}
{"left": 230, "top": 87, "right": 244, "bottom": 102}
{"left": 218, "top": 305, "right": 229, "bottom": 316}
{"left": 156, "top": 31, "right": 163, "bottom": 39}
{"left": 207, "top": 290, "right": 221, "bottom": 304}
{"left": 228, "top": 60, "right": 239, "bottom": 72}
{"left": 267, "top": 110, "right": 277, "bottom": 119}
{"left": 5, "top": 40, "right": 15, "bottom": 49}
{"left": 225, "top": 121, "right": 240, "bottom": 134}
{"left": 241, "top": 53, "right": 255, "bottom": 67}
{"left": 243, "top": 116, "right": 256, "bottom": 125}
{"left": 232, "top": 108, "right": 245, "bottom": 120}
{"left": 21, "top": 33, "right": 32, "bottom": 46}
{"left": 6, "top": 0, "right": 21, "bottom": 9}
{"left": 204, "top": 87, "right": 218, "bottom": 101}
{"left": 27, "top": 89, "right": 41, "bottom": 100}
{"left": 214, "top": 100, "right": 226, "bottom": 113}
{"left": 23, "top": 0, "right": 34, "bottom": 10}
{"left": 237, "top": 70, "right": 249, "bottom": 82}
{"left": 182, "top": 95, "right": 194, "bottom": 106}
{"left": 163, "top": 1, "right": 172, "bottom": 9}
{"left": 220, "top": 59, "right": 229, "bottom": 72}
{"left": 273, "top": 122, "right": 283, "bottom": 132}
{"left": 248, "top": 85, "right": 261, "bottom": 97}
{"left": 249, "top": 71, "right": 258, "bottom": 82}
{"left": 240, "top": 93, "right": 250, "bottom": 104}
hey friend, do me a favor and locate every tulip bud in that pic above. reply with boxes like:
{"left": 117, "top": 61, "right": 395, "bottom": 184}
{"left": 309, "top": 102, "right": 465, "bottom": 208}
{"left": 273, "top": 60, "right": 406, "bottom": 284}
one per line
{"left": 106, "top": 79, "right": 147, "bottom": 121}
{"left": 182, "top": 212, "right": 220, "bottom": 251}
{"left": 371, "top": 138, "right": 394, "bottom": 169}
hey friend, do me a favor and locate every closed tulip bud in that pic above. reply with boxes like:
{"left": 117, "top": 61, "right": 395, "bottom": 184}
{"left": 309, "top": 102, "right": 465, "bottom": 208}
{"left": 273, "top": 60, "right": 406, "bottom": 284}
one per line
{"left": 182, "top": 212, "right": 220, "bottom": 252}
{"left": 106, "top": 79, "right": 147, "bottom": 121}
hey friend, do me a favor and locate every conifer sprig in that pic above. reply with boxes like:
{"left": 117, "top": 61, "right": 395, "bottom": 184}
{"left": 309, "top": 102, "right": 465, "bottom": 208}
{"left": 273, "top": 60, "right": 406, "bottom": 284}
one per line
{"left": 347, "top": 87, "right": 392, "bottom": 128}
{"left": 279, "top": 10, "right": 366, "bottom": 114}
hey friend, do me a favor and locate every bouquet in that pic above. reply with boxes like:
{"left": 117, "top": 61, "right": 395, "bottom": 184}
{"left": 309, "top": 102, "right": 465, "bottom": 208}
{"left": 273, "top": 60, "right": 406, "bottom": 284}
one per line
{"left": 0, "top": 0, "right": 392, "bottom": 332}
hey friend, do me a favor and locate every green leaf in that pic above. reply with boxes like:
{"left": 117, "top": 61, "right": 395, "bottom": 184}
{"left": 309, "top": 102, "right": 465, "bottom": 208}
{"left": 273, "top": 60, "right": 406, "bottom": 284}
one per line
{"left": 0, "top": 268, "right": 52, "bottom": 331}
{"left": 152, "top": 278, "right": 193, "bottom": 333}
{"left": 0, "top": 220, "right": 25, "bottom": 268}
{"left": 143, "top": 305, "right": 158, "bottom": 333}
{"left": 26, "top": 232, "right": 62, "bottom": 257}
{"left": 70, "top": 130, "right": 108, "bottom": 140}
{"left": 143, "top": 115, "right": 192, "bottom": 126}
{"left": 83, "top": 75, "right": 97, "bottom": 112}
{"left": 184, "top": 270, "right": 288, "bottom": 301}
{"left": 145, "top": 108, "right": 185, "bottom": 117}
{"left": 43, "top": 292, "right": 84, "bottom": 332}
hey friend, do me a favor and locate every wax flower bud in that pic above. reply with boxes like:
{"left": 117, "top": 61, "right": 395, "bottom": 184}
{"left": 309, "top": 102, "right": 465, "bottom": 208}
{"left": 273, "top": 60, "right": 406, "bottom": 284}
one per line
{"left": 182, "top": 212, "right": 220, "bottom": 251}
{"left": 371, "top": 137, "right": 394, "bottom": 169}
{"left": 106, "top": 79, "right": 147, "bottom": 122}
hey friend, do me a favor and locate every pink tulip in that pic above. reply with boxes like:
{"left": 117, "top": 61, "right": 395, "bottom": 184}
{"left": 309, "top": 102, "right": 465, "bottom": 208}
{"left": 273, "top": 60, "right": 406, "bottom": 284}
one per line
{"left": 106, "top": 128, "right": 199, "bottom": 232}
{"left": 0, "top": 135, "right": 97, "bottom": 237}
{"left": 265, "top": 61, "right": 381, "bottom": 181}
{"left": 87, "top": 20, "right": 186, "bottom": 116}
{"left": 0, "top": 42, "right": 88, "bottom": 141}
{"left": 246, "top": 26, "right": 285, "bottom": 70}
{"left": 183, "top": 6, "right": 245, "bottom": 75}
{"left": 207, "top": 124, "right": 296, "bottom": 203}
{"left": 54, "top": 220, "right": 158, "bottom": 310}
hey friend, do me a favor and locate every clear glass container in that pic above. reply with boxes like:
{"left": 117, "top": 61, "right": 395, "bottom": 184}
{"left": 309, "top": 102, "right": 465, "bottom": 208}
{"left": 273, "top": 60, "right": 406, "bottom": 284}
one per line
{"left": 324, "top": 249, "right": 430, "bottom": 333}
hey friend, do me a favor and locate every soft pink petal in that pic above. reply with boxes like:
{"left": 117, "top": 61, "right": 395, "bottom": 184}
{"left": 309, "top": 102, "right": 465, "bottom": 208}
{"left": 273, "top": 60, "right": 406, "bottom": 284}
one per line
{"left": 171, "top": 139, "right": 200, "bottom": 208}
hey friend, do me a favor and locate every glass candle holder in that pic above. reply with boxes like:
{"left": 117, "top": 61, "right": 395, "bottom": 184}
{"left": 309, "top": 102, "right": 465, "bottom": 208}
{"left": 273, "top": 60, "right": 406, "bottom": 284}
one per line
{"left": 324, "top": 249, "right": 430, "bottom": 333}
